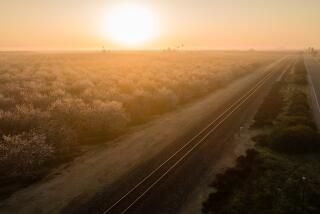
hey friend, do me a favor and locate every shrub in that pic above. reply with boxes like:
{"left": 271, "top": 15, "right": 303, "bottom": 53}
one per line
{"left": 253, "top": 82, "right": 283, "bottom": 127}
{"left": 287, "top": 92, "right": 310, "bottom": 117}
{"left": 203, "top": 147, "right": 320, "bottom": 214}
{"left": 80, "top": 100, "right": 130, "bottom": 138}
{"left": 0, "top": 131, "right": 54, "bottom": 180}
{"left": 279, "top": 116, "right": 317, "bottom": 130}
{"left": 202, "top": 149, "right": 260, "bottom": 214}
{"left": 293, "top": 61, "right": 308, "bottom": 85}
{"left": 269, "top": 125, "right": 320, "bottom": 154}
{"left": 0, "top": 105, "right": 49, "bottom": 136}
{"left": 40, "top": 123, "right": 77, "bottom": 158}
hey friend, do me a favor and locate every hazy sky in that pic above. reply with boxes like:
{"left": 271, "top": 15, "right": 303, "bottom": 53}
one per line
{"left": 1, "top": 0, "right": 320, "bottom": 50}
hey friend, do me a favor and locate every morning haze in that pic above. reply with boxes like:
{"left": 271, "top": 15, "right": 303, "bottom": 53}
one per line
{"left": 1, "top": 0, "right": 320, "bottom": 50}
{"left": 1, "top": 1, "right": 320, "bottom": 214}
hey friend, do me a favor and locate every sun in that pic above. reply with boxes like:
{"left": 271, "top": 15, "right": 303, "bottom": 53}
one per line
{"left": 102, "top": 3, "right": 157, "bottom": 46}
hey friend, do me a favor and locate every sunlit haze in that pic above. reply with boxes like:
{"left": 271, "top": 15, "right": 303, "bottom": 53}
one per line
{"left": 1, "top": 0, "right": 320, "bottom": 50}
{"left": 1, "top": 0, "right": 320, "bottom": 213}
{"left": 101, "top": 3, "right": 158, "bottom": 46}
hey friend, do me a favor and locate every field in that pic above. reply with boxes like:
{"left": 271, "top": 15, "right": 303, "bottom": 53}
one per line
{"left": 0, "top": 51, "right": 282, "bottom": 182}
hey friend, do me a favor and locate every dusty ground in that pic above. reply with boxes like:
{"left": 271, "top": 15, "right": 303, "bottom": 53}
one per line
{"left": 0, "top": 58, "right": 285, "bottom": 214}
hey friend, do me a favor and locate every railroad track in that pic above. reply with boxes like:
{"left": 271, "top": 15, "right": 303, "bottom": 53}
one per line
{"left": 103, "top": 59, "right": 289, "bottom": 214}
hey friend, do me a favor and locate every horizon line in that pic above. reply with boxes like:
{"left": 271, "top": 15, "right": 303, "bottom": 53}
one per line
{"left": 0, "top": 48, "right": 307, "bottom": 53}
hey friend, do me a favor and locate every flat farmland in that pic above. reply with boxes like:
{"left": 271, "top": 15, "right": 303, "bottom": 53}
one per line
{"left": 0, "top": 51, "right": 283, "bottom": 189}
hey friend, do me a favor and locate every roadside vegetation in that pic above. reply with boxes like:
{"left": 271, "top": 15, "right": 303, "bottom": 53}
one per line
{"left": 0, "top": 52, "right": 281, "bottom": 197}
{"left": 251, "top": 81, "right": 283, "bottom": 127}
{"left": 203, "top": 58, "right": 320, "bottom": 214}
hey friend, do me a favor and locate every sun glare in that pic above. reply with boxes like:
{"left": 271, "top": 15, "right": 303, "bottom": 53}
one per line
{"left": 102, "top": 4, "right": 157, "bottom": 47}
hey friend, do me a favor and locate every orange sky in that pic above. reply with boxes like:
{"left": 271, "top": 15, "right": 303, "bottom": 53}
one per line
{"left": 1, "top": 0, "right": 320, "bottom": 50}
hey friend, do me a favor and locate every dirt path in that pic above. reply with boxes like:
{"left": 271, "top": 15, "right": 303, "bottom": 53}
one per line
{"left": 0, "top": 58, "right": 287, "bottom": 214}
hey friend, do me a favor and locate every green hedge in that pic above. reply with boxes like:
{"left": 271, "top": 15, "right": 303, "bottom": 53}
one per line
{"left": 269, "top": 125, "right": 320, "bottom": 154}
